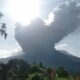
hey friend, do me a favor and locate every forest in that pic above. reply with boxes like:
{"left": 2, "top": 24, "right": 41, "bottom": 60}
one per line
{"left": 0, "top": 58, "right": 79, "bottom": 80}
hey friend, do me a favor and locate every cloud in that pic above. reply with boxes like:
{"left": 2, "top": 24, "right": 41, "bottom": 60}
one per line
{"left": 55, "top": 43, "right": 68, "bottom": 50}
{"left": 45, "top": 12, "right": 54, "bottom": 25}
{"left": 0, "top": 50, "right": 12, "bottom": 58}
{"left": 0, "top": 47, "right": 22, "bottom": 58}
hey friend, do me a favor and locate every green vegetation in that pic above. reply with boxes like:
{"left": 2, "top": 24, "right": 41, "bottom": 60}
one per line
{"left": 0, "top": 59, "right": 79, "bottom": 80}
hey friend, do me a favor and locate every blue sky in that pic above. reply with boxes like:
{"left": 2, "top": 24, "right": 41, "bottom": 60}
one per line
{"left": 0, "top": 0, "right": 80, "bottom": 58}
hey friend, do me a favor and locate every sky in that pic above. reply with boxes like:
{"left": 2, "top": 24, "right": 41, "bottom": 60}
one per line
{"left": 0, "top": 0, "right": 80, "bottom": 58}
{"left": 0, "top": 0, "right": 21, "bottom": 58}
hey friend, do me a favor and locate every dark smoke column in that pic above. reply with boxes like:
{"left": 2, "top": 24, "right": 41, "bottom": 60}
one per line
{"left": 15, "top": 1, "right": 80, "bottom": 71}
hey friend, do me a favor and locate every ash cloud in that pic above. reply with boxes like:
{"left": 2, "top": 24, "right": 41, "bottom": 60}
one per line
{"left": 16, "top": 1, "right": 80, "bottom": 50}
{"left": 15, "top": 1, "right": 80, "bottom": 66}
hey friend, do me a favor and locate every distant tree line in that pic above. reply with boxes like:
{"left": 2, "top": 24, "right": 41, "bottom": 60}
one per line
{"left": 0, "top": 58, "right": 79, "bottom": 80}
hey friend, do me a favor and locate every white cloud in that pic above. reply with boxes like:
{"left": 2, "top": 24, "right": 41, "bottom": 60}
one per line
{"left": 55, "top": 43, "right": 68, "bottom": 50}
{"left": 0, "top": 47, "right": 22, "bottom": 58}
{"left": 45, "top": 12, "right": 54, "bottom": 25}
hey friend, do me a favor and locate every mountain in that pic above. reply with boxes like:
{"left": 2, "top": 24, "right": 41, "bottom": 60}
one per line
{"left": 20, "top": 49, "right": 80, "bottom": 72}
{"left": 0, "top": 48, "right": 80, "bottom": 73}
{"left": 0, "top": 49, "right": 80, "bottom": 73}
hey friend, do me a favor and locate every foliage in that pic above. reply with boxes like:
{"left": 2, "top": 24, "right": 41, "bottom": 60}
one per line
{"left": 0, "top": 59, "right": 77, "bottom": 80}
{"left": 57, "top": 66, "right": 69, "bottom": 78}
{"left": 39, "top": 62, "right": 44, "bottom": 68}
{"left": 30, "top": 64, "right": 45, "bottom": 74}
{"left": 47, "top": 68, "right": 56, "bottom": 80}
{"left": 8, "top": 59, "right": 30, "bottom": 74}
{"left": 27, "top": 73, "right": 44, "bottom": 80}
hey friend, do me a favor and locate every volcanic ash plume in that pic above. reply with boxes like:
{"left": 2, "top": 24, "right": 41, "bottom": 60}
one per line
{"left": 15, "top": 1, "right": 80, "bottom": 66}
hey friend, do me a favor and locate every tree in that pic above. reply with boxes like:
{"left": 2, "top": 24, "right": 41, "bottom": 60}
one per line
{"left": 57, "top": 66, "right": 69, "bottom": 79}
{"left": 7, "top": 59, "right": 30, "bottom": 78}
{"left": 0, "top": 12, "right": 8, "bottom": 39}
{"left": 32, "top": 73, "right": 41, "bottom": 80}
{"left": 47, "top": 68, "right": 56, "bottom": 80}
{"left": 27, "top": 73, "right": 44, "bottom": 80}
{"left": 39, "top": 62, "right": 44, "bottom": 68}
{"left": 30, "top": 65, "right": 44, "bottom": 74}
